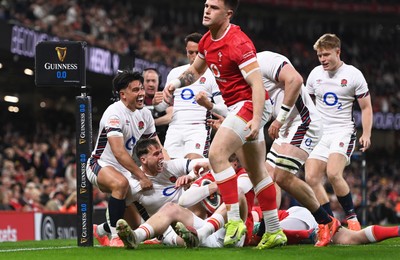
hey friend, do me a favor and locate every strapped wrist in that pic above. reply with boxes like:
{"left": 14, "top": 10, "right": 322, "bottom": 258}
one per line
{"left": 170, "top": 78, "right": 181, "bottom": 89}
{"left": 276, "top": 104, "right": 292, "bottom": 123}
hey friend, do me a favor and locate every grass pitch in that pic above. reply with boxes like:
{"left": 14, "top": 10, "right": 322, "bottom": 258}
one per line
{"left": 0, "top": 238, "right": 399, "bottom": 260}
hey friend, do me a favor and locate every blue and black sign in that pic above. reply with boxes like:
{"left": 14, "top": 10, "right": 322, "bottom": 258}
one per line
{"left": 35, "top": 41, "right": 86, "bottom": 87}
{"left": 76, "top": 96, "right": 93, "bottom": 246}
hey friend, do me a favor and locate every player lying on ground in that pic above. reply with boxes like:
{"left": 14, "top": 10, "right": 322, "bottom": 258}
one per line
{"left": 252, "top": 206, "right": 400, "bottom": 246}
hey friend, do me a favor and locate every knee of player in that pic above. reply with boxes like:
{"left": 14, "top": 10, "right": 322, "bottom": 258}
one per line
{"left": 326, "top": 171, "right": 344, "bottom": 182}
{"left": 274, "top": 170, "right": 296, "bottom": 187}
{"left": 160, "top": 202, "right": 180, "bottom": 216}
{"left": 111, "top": 176, "right": 130, "bottom": 193}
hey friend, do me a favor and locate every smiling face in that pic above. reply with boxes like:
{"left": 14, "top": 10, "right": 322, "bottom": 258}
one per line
{"left": 316, "top": 47, "right": 341, "bottom": 71}
{"left": 140, "top": 144, "right": 164, "bottom": 175}
{"left": 119, "top": 79, "right": 145, "bottom": 111}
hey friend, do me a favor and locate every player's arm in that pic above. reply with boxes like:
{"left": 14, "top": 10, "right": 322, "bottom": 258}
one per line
{"left": 242, "top": 61, "right": 264, "bottom": 140}
{"left": 164, "top": 56, "right": 208, "bottom": 101}
{"left": 178, "top": 179, "right": 218, "bottom": 208}
{"left": 154, "top": 106, "right": 173, "bottom": 126}
{"left": 108, "top": 135, "right": 152, "bottom": 189}
{"left": 278, "top": 64, "right": 303, "bottom": 110}
{"left": 268, "top": 64, "right": 303, "bottom": 139}
{"left": 195, "top": 92, "right": 228, "bottom": 117}
{"left": 357, "top": 94, "right": 373, "bottom": 152}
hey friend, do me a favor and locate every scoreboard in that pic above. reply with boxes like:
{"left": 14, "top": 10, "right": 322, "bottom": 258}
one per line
{"left": 35, "top": 41, "right": 86, "bottom": 87}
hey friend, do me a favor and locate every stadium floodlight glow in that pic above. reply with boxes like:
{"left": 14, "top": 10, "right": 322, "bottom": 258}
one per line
{"left": 24, "top": 68, "right": 34, "bottom": 76}
{"left": 8, "top": 106, "right": 19, "bottom": 113}
{"left": 4, "top": 95, "right": 19, "bottom": 103}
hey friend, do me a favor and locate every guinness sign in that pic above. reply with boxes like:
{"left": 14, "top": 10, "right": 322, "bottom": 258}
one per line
{"left": 35, "top": 41, "right": 86, "bottom": 87}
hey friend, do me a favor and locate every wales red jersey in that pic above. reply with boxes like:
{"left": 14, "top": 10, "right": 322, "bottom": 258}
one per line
{"left": 198, "top": 24, "right": 269, "bottom": 107}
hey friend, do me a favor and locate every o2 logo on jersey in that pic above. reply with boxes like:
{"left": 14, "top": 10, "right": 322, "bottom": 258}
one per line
{"left": 181, "top": 88, "right": 197, "bottom": 104}
{"left": 210, "top": 64, "right": 220, "bottom": 78}
{"left": 163, "top": 185, "right": 178, "bottom": 196}
{"left": 323, "top": 92, "right": 343, "bottom": 110}
{"left": 125, "top": 136, "right": 137, "bottom": 151}
{"left": 305, "top": 138, "right": 312, "bottom": 147}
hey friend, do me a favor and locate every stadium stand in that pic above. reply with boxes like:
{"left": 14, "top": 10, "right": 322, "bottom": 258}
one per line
{"left": 0, "top": 0, "right": 399, "bottom": 226}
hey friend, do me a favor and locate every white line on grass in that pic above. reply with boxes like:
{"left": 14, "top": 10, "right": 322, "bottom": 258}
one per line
{"left": 0, "top": 246, "right": 78, "bottom": 253}
{"left": 0, "top": 245, "right": 103, "bottom": 253}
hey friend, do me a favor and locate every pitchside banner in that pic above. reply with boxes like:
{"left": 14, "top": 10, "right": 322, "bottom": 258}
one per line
{"left": 76, "top": 96, "right": 93, "bottom": 246}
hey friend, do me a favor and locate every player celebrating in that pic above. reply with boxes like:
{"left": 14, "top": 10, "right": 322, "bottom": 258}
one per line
{"left": 305, "top": 33, "right": 373, "bottom": 231}
{"left": 86, "top": 70, "right": 159, "bottom": 246}
{"left": 164, "top": 0, "right": 285, "bottom": 249}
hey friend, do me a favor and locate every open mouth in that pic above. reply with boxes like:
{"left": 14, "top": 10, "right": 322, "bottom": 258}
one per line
{"left": 137, "top": 96, "right": 144, "bottom": 105}
{"left": 157, "top": 160, "right": 164, "bottom": 169}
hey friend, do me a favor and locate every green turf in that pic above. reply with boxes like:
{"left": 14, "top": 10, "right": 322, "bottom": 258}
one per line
{"left": 0, "top": 238, "right": 399, "bottom": 260}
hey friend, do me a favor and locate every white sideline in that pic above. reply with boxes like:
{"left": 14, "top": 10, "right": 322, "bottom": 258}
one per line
{"left": 0, "top": 245, "right": 101, "bottom": 253}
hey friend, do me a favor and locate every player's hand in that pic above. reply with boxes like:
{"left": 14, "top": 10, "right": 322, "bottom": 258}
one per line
{"left": 193, "top": 161, "right": 210, "bottom": 176}
{"left": 152, "top": 91, "right": 164, "bottom": 106}
{"left": 268, "top": 119, "right": 283, "bottom": 140}
{"left": 139, "top": 176, "right": 153, "bottom": 190}
{"left": 206, "top": 112, "right": 225, "bottom": 130}
{"left": 195, "top": 91, "right": 212, "bottom": 109}
{"left": 163, "top": 83, "right": 175, "bottom": 105}
{"left": 244, "top": 118, "right": 260, "bottom": 141}
{"left": 174, "top": 175, "right": 193, "bottom": 188}
{"left": 359, "top": 135, "right": 371, "bottom": 152}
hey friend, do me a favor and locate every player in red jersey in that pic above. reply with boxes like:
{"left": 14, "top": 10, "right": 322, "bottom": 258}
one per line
{"left": 164, "top": 0, "right": 285, "bottom": 249}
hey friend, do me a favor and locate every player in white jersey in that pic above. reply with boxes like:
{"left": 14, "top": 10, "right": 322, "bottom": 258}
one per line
{"left": 257, "top": 51, "right": 340, "bottom": 246}
{"left": 305, "top": 34, "right": 373, "bottom": 231}
{"left": 86, "top": 70, "right": 160, "bottom": 246}
{"left": 158, "top": 32, "right": 227, "bottom": 159}
{"left": 116, "top": 138, "right": 231, "bottom": 248}
{"left": 206, "top": 50, "right": 340, "bottom": 247}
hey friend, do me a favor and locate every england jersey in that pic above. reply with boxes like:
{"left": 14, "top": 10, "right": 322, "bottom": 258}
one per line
{"left": 167, "top": 65, "right": 221, "bottom": 125}
{"left": 198, "top": 24, "right": 269, "bottom": 107}
{"left": 127, "top": 159, "right": 191, "bottom": 216}
{"left": 89, "top": 101, "right": 156, "bottom": 173}
{"left": 306, "top": 63, "right": 369, "bottom": 134}
{"left": 257, "top": 51, "right": 321, "bottom": 125}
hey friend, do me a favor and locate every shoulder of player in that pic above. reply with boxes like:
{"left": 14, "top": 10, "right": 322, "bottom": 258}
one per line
{"left": 169, "top": 64, "right": 190, "bottom": 75}
{"left": 341, "top": 63, "right": 364, "bottom": 75}
{"left": 135, "top": 107, "right": 154, "bottom": 120}
{"left": 163, "top": 158, "right": 189, "bottom": 174}
{"left": 227, "top": 24, "right": 253, "bottom": 44}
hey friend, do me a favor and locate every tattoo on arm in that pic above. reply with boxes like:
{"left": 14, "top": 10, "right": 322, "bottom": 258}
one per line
{"left": 179, "top": 71, "right": 195, "bottom": 87}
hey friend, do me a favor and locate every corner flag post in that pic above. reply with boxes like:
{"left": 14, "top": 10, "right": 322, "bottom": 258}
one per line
{"left": 35, "top": 41, "right": 93, "bottom": 246}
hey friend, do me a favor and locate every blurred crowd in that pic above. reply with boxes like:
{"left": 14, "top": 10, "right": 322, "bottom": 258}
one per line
{"left": 0, "top": 117, "right": 108, "bottom": 213}
{"left": 0, "top": 0, "right": 399, "bottom": 225}
{"left": 1, "top": 0, "right": 399, "bottom": 113}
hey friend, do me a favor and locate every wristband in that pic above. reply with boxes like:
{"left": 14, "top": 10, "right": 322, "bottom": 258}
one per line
{"left": 170, "top": 78, "right": 181, "bottom": 89}
{"left": 154, "top": 100, "right": 169, "bottom": 112}
{"left": 276, "top": 104, "right": 292, "bottom": 123}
